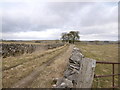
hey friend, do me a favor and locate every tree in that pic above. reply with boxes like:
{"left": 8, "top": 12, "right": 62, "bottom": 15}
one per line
{"left": 61, "top": 31, "right": 80, "bottom": 44}
{"left": 69, "top": 31, "right": 80, "bottom": 44}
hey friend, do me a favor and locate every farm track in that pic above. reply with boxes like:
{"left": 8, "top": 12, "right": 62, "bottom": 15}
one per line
{"left": 11, "top": 44, "right": 74, "bottom": 88}
{"left": 3, "top": 45, "right": 68, "bottom": 88}
{"left": 3, "top": 45, "right": 65, "bottom": 71}
{"left": 11, "top": 45, "right": 70, "bottom": 88}
{"left": 28, "top": 44, "right": 74, "bottom": 88}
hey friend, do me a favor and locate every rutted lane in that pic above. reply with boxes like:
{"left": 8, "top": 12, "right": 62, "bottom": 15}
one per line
{"left": 27, "top": 45, "right": 74, "bottom": 88}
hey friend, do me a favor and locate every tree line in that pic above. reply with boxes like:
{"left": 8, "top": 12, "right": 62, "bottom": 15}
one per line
{"left": 61, "top": 31, "right": 80, "bottom": 44}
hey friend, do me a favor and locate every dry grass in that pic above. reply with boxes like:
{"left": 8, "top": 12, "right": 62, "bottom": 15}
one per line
{"left": 2, "top": 45, "right": 68, "bottom": 88}
{"left": 75, "top": 43, "right": 118, "bottom": 88}
{"left": 3, "top": 45, "right": 65, "bottom": 71}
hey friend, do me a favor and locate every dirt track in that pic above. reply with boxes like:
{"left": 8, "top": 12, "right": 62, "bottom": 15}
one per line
{"left": 11, "top": 44, "right": 74, "bottom": 88}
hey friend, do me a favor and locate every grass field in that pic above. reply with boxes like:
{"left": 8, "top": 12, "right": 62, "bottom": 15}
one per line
{"left": 75, "top": 43, "right": 118, "bottom": 88}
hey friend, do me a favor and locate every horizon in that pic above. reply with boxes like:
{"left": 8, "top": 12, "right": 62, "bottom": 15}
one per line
{"left": 1, "top": 39, "right": 118, "bottom": 42}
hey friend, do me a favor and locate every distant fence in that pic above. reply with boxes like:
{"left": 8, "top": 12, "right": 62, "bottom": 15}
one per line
{"left": 94, "top": 61, "right": 120, "bottom": 88}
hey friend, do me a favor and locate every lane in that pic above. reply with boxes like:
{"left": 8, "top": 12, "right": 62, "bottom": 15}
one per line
{"left": 28, "top": 44, "right": 74, "bottom": 88}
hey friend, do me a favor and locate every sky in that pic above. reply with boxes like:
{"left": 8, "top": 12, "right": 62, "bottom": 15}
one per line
{"left": 1, "top": 0, "right": 118, "bottom": 41}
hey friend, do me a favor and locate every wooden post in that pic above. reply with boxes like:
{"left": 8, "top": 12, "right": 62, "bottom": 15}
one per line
{"left": 76, "top": 58, "right": 96, "bottom": 88}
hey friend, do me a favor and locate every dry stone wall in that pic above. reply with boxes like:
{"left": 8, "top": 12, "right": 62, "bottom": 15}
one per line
{"left": 53, "top": 47, "right": 96, "bottom": 88}
{"left": 1, "top": 43, "right": 64, "bottom": 58}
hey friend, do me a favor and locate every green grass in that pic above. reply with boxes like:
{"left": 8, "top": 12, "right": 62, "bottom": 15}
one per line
{"left": 75, "top": 43, "right": 118, "bottom": 88}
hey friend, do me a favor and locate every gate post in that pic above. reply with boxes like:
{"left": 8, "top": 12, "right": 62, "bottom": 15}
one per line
{"left": 76, "top": 58, "right": 96, "bottom": 88}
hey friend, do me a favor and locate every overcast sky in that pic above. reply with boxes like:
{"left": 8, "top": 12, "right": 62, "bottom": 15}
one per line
{"left": 1, "top": 1, "right": 118, "bottom": 41}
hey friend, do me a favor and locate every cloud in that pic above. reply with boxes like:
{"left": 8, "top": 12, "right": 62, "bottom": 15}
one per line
{"left": 1, "top": 2, "right": 118, "bottom": 41}
{"left": 2, "top": 29, "right": 63, "bottom": 40}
